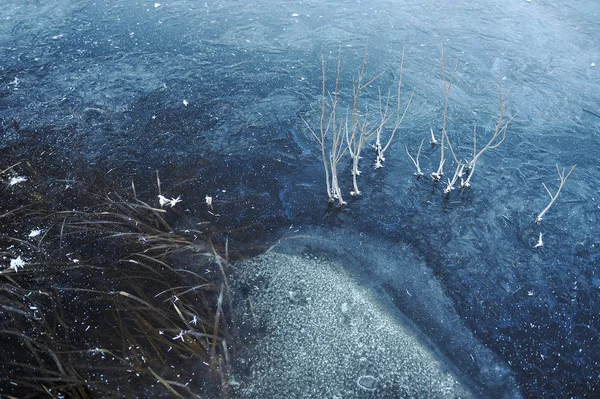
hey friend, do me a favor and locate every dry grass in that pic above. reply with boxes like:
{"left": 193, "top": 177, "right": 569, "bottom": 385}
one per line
{"left": 0, "top": 164, "right": 232, "bottom": 398}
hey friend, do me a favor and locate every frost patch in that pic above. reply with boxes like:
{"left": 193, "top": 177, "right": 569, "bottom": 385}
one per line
{"left": 8, "top": 176, "right": 27, "bottom": 186}
{"left": 28, "top": 229, "right": 42, "bottom": 238}
{"left": 9, "top": 256, "right": 26, "bottom": 272}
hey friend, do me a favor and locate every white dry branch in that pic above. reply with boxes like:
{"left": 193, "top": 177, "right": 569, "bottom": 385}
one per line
{"left": 432, "top": 46, "right": 459, "bottom": 182}
{"left": 330, "top": 115, "right": 348, "bottom": 206}
{"left": 346, "top": 46, "right": 385, "bottom": 197}
{"left": 535, "top": 164, "right": 576, "bottom": 223}
{"left": 304, "top": 47, "right": 413, "bottom": 203}
{"left": 372, "top": 49, "right": 414, "bottom": 171}
{"left": 429, "top": 128, "right": 438, "bottom": 146}
{"left": 301, "top": 51, "right": 347, "bottom": 207}
{"left": 444, "top": 162, "right": 465, "bottom": 195}
{"left": 534, "top": 232, "right": 544, "bottom": 248}
{"left": 406, "top": 138, "right": 425, "bottom": 177}
{"left": 461, "top": 73, "right": 515, "bottom": 189}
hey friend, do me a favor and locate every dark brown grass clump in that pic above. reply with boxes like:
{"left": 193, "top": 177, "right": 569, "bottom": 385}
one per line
{"left": 0, "top": 161, "right": 232, "bottom": 398}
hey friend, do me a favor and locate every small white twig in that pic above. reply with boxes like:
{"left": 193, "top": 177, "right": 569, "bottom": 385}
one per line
{"left": 430, "top": 128, "right": 438, "bottom": 145}
{"left": 373, "top": 48, "right": 414, "bottom": 169}
{"left": 444, "top": 162, "right": 465, "bottom": 194}
{"left": 431, "top": 159, "right": 445, "bottom": 182}
{"left": 534, "top": 233, "right": 544, "bottom": 248}
{"left": 406, "top": 139, "right": 425, "bottom": 177}
{"left": 433, "top": 46, "right": 458, "bottom": 182}
{"left": 535, "top": 164, "right": 576, "bottom": 223}
{"left": 462, "top": 73, "right": 515, "bottom": 188}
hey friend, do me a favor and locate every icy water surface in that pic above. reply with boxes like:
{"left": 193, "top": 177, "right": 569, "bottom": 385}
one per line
{"left": 1, "top": 0, "right": 600, "bottom": 397}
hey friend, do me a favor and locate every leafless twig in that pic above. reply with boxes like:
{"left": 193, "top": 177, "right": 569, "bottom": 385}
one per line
{"left": 535, "top": 164, "right": 576, "bottom": 223}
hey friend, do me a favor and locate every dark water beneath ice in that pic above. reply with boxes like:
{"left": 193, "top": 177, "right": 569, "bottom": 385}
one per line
{"left": 1, "top": 1, "right": 600, "bottom": 397}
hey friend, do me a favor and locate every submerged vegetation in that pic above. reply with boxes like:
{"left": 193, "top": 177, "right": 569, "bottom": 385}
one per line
{"left": 0, "top": 160, "right": 232, "bottom": 398}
